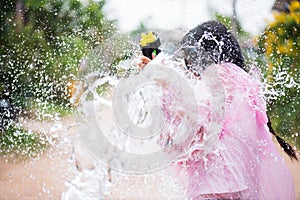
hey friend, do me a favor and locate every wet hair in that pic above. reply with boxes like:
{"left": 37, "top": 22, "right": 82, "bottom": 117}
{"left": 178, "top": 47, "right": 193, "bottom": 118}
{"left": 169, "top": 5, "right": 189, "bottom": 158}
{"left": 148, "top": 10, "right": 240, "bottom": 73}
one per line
{"left": 180, "top": 20, "right": 246, "bottom": 71}
{"left": 267, "top": 115, "right": 298, "bottom": 161}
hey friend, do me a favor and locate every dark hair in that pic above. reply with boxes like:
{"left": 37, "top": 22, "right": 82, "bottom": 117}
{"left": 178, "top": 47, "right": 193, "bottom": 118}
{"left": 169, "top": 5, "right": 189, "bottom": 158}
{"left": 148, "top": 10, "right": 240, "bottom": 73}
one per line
{"left": 181, "top": 20, "right": 246, "bottom": 71}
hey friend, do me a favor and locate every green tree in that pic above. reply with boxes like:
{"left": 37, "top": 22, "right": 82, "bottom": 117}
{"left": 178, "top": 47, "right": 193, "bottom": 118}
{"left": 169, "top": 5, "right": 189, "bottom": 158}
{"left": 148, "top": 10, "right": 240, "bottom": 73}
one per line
{"left": 257, "top": 1, "right": 300, "bottom": 147}
{"left": 0, "top": 0, "right": 116, "bottom": 118}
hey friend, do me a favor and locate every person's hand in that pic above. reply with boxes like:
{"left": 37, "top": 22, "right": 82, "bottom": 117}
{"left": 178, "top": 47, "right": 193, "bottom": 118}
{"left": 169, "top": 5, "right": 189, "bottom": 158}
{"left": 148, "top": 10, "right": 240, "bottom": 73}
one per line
{"left": 137, "top": 56, "right": 151, "bottom": 71}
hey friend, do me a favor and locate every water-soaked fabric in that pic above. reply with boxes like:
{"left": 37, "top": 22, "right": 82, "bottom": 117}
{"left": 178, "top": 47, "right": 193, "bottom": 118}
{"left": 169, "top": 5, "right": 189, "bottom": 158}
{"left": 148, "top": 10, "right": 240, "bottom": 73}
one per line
{"left": 160, "top": 62, "right": 295, "bottom": 199}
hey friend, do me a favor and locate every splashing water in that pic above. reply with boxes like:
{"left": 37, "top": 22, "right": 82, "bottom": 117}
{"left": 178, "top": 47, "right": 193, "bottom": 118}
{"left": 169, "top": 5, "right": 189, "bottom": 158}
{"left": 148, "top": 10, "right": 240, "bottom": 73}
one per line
{"left": 60, "top": 29, "right": 230, "bottom": 199}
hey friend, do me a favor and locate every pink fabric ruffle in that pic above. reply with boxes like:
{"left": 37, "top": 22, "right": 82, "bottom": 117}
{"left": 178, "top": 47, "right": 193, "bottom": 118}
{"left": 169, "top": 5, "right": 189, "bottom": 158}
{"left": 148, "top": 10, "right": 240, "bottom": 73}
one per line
{"left": 160, "top": 63, "right": 295, "bottom": 199}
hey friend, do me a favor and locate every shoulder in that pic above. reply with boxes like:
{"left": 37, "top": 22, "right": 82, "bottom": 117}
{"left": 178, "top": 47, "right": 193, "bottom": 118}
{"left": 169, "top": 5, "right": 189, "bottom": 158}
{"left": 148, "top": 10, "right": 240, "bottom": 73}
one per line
{"left": 203, "top": 62, "right": 261, "bottom": 93}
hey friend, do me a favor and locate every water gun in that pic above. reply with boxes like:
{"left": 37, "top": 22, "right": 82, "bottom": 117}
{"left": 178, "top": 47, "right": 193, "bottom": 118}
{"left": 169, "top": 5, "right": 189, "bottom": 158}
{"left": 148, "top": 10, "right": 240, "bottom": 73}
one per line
{"left": 140, "top": 32, "right": 161, "bottom": 60}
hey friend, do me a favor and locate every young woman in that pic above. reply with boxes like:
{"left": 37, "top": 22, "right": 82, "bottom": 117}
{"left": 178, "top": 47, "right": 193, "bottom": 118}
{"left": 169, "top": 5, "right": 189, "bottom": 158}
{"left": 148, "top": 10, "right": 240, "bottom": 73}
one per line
{"left": 175, "top": 20, "right": 296, "bottom": 199}
{"left": 139, "top": 21, "right": 297, "bottom": 199}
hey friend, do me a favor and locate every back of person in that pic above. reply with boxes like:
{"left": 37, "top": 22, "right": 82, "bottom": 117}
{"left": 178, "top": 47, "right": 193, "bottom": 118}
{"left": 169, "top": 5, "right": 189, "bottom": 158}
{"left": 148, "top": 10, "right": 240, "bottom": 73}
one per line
{"left": 174, "top": 21, "right": 296, "bottom": 199}
{"left": 137, "top": 21, "right": 296, "bottom": 199}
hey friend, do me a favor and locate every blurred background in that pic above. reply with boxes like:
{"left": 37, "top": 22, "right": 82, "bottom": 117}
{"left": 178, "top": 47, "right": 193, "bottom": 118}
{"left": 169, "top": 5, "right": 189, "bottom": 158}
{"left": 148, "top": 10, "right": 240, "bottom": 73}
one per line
{"left": 0, "top": 0, "right": 299, "bottom": 198}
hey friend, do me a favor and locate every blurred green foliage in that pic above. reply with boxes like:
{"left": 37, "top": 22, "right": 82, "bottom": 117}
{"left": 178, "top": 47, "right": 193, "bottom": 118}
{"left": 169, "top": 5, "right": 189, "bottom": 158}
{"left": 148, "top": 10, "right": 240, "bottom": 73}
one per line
{"left": 0, "top": 124, "right": 48, "bottom": 159}
{"left": 0, "top": 0, "right": 135, "bottom": 155}
{"left": 257, "top": 1, "right": 300, "bottom": 147}
{"left": 0, "top": 0, "right": 116, "bottom": 115}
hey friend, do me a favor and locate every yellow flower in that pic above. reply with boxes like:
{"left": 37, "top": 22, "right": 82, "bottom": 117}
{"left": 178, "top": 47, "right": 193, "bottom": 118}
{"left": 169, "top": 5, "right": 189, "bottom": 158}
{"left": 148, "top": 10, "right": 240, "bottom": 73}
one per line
{"left": 290, "top": 1, "right": 300, "bottom": 13}
{"left": 278, "top": 45, "right": 287, "bottom": 54}
{"left": 290, "top": 1, "right": 300, "bottom": 23}
{"left": 290, "top": 12, "right": 300, "bottom": 23}
{"left": 277, "top": 27, "right": 284, "bottom": 35}
{"left": 273, "top": 12, "right": 287, "bottom": 23}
